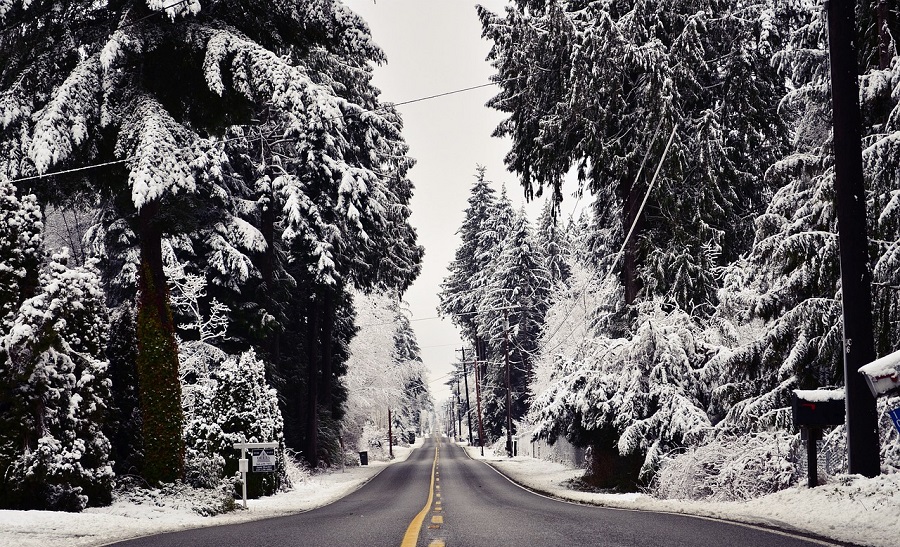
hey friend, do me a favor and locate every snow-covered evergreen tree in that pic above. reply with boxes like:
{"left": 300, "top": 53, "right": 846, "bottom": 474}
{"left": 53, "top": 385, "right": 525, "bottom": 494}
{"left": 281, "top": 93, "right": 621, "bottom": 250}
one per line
{"left": 0, "top": 178, "right": 42, "bottom": 328}
{"left": 530, "top": 301, "right": 713, "bottom": 486}
{"left": 0, "top": 249, "right": 113, "bottom": 511}
{"left": 439, "top": 167, "right": 499, "bottom": 340}
{"left": 702, "top": 3, "right": 900, "bottom": 476}
{"left": 535, "top": 199, "right": 571, "bottom": 290}
{"left": 479, "top": 207, "right": 551, "bottom": 440}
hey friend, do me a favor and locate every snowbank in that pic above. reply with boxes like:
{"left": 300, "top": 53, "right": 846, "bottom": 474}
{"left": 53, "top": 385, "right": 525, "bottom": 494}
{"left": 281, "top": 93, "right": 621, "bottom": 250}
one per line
{"left": 465, "top": 444, "right": 899, "bottom": 547}
{"left": 0, "top": 441, "right": 420, "bottom": 547}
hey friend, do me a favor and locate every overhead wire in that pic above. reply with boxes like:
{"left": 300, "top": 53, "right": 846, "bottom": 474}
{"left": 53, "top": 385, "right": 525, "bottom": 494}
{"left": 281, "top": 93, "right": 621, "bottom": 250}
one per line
{"left": 538, "top": 123, "right": 678, "bottom": 358}
{"left": 6, "top": 72, "right": 518, "bottom": 187}
{"left": 534, "top": 119, "right": 665, "bottom": 354}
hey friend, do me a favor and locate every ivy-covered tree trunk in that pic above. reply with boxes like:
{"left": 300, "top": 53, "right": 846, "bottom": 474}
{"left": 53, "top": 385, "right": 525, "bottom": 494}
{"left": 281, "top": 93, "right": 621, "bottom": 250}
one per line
{"left": 136, "top": 201, "right": 184, "bottom": 484}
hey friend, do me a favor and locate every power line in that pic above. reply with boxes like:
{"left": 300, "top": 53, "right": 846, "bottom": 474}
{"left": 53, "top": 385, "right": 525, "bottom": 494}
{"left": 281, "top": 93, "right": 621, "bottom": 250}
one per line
{"left": 6, "top": 77, "right": 515, "bottom": 187}
{"left": 123, "top": 0, "right": 195, "bottom": 28}
{"left": 538, "top": 123, "right": 677, "bottom": 358}
{"left": 535, "top": 120, "right": 664, "bottom": 353}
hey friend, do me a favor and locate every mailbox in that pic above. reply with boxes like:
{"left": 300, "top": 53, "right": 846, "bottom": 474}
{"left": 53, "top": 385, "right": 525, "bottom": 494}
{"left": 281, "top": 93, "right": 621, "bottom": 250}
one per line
{"left": 859, "top": 350, "right": 900, "bottom": 397}
{"left": 791, "top": 390, "right": 846, "bottom": 428}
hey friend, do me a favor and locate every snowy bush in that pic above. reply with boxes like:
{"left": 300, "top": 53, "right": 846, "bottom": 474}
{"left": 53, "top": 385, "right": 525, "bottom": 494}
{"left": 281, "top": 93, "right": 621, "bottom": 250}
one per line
{"left": 113, "top": 477, "right": 236, "bottom": 517}
{"left": 283, "top": 448, "right": 311, "bottom": 487}
{"left": 181, "top": 344, "right": 288, "bottom": 496}
{"left": 0, "top": 250, "right": 114, "bottom": 511}
{"left": 651, "top": 431, "right": 798, "bottom": 501}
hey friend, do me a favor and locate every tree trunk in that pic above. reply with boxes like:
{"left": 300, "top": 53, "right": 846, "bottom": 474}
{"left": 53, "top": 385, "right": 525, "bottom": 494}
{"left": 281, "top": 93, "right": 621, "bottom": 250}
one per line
{"left": 319, "top": 291, "right": 334, "bottom": 413}
{"left": 304, "top": 302, "right": 320, "bottom": 467}
{"left": 621, "top": 176, "right": 644, "bottom": 306}
{"left": 878, "top": 0, "right": 892, "bottom": 70}
{"left": 135, "top": 200, "right": 184, "bottom": 484}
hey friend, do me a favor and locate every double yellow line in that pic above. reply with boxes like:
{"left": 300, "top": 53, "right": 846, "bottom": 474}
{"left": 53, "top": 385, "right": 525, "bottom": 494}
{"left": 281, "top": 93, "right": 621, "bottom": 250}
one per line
{"left": 400, "top": 438, "right": 440, "bottom": 547}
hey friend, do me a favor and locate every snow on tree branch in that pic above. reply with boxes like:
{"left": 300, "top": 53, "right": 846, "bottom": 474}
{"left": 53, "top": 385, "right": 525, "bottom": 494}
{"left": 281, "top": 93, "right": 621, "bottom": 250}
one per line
{"left": 29, "top": 55, "right": 102, "bottom": 175}
{"left": 116, "top": 95, "right": 198, "bottom": 209}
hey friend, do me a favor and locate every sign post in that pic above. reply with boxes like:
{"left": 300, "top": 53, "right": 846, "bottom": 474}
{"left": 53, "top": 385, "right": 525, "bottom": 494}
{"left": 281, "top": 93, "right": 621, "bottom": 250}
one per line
{"left": 233, "top": 441, "right": 279, "bottom": 508}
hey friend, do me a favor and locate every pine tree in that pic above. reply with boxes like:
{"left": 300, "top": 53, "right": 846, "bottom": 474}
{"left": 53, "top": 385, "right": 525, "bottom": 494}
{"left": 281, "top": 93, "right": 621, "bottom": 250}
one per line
{"left": 0, "top": 250, "right": 114, "bottom": 511}
{"left": 0, "top": 178, "right": 42, "bottom": 328}
{"left": 439, "top": 167, "right": 499, "bottom": 340}
{"left": 707, "top": 3, "right": 900, "bottom": 458}
{"left": 479, "top": 208, "right": 551, "bottom": 439}
{"left": 535, "top": 199, "right": 571, "bottom": 290}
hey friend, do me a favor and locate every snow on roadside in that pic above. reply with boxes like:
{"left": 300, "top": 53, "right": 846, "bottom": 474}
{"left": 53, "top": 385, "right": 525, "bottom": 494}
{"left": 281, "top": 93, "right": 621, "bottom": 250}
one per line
{"left": 464, "top": 444, "right": 899, "bottom": 547}
{"left": 0, "top": 441, "right": 420, "bottom": 547}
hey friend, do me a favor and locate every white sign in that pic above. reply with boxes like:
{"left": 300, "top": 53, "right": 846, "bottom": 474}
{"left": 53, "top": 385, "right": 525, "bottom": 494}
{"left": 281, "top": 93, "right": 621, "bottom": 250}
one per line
{"left": 251, "top": 447, "right": 276, "bottom": 473}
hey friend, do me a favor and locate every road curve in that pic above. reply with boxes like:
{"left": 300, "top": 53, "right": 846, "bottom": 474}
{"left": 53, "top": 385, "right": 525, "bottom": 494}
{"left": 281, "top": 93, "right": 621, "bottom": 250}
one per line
{"left": 106, "top": 437, "right": 851, "bottom": 547}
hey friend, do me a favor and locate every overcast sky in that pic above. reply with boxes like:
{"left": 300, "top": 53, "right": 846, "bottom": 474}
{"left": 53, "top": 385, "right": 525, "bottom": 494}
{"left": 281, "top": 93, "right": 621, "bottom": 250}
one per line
{"left": 343, "top": 0, "right": 576, "bottom": 403}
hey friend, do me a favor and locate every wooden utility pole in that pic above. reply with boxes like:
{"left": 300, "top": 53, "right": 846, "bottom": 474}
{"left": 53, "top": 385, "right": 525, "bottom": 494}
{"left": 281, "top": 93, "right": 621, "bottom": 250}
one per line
{"left": 456, "top": 375, "right": 463, "bottom": 441}
{"left": 475, "top": 337, "right": 486, "bottom": 456}
{"left": 826, "top": 0, "right": 880, "bottom": 477}
{"left": 460, "top": 347, "right": 474, "bottom": 444}
{"left": 503, "top": 310, "right": 514, "bottom": 457}
{"left": 388, "top": 408, "right": 393, "bottom": 459}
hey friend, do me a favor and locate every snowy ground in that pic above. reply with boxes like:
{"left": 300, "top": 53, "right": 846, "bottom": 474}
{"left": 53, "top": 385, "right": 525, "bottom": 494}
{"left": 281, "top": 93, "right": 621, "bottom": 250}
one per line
{"left": 462, "top": 443, "right": 899, "bottom": 547}
{"left": 0, "top": 441, "right": 420, "bottom": 547}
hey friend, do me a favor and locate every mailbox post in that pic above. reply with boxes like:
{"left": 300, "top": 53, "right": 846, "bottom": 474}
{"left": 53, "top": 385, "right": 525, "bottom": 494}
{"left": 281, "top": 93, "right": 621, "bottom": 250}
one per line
{"left": 792, "top": 390, "right": 845, "bottom": 487}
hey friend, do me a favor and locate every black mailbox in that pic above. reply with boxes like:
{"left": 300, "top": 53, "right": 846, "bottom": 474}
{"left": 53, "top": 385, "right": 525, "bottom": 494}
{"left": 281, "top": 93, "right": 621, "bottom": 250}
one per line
{"left": 791, "top": 390, "right": 846, "bottom": 427}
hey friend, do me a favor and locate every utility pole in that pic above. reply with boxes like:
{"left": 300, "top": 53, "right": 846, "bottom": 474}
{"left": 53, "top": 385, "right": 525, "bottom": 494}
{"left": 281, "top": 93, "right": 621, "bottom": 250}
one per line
{"left": 460, "top": 348, "right": 474, "bottom": 445}
{"left": 503, "top": 310, "right": 514, "bottom": 458}
{"left": 826, "top": 0, "right": 880, "bottom": 477}
{"left": 456, "top": 373, "right": 463, "bottom": 440}
{"left": 388, "top": 408, "right": 393, "bottom": 459}
{"left": 475, "top": 337, "right": 486, "bottom": 456}
{"left": 450, "top": 398, "right": 457, "bottom": 439}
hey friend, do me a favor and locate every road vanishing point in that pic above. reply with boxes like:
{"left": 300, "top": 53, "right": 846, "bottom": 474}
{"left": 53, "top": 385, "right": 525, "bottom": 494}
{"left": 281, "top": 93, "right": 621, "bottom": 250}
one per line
{"left": 107, "top": 437, "right": 853, "bottom": 547}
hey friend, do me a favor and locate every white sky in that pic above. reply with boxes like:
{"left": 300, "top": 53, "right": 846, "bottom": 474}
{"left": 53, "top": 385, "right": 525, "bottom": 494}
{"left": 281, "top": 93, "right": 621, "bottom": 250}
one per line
{"left": 344, "top": 0, "right": 541, "bottom": 402}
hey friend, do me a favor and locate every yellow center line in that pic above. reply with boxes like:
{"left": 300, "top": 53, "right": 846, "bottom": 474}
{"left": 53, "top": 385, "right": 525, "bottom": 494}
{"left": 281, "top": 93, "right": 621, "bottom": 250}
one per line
{"left": 400, "top": 438, "right": 440, "bottom": 547}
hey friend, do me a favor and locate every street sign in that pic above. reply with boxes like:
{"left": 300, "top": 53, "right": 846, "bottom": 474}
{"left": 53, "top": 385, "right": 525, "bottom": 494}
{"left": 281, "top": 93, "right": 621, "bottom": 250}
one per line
{"left": 251, "top": 447, "right": 276, "bottom": 472}
{"left": 889, "top": 407, "right": 900, "bottom": 435}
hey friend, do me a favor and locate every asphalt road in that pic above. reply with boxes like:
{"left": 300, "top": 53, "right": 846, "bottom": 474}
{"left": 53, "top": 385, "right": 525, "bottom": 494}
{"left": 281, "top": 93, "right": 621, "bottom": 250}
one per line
{"left": 108, "top": 437, "right": 847, "bottom": 547}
